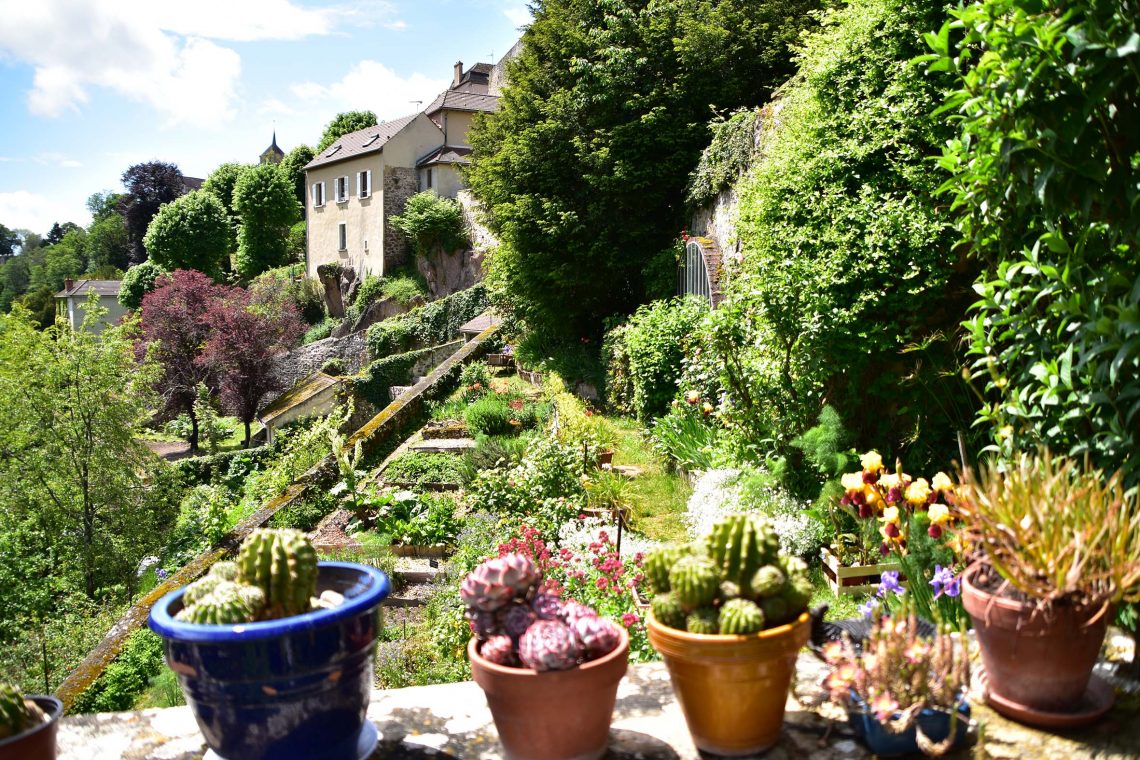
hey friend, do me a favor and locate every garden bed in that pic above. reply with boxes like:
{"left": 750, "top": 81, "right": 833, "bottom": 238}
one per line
{"left": 819, "top": 547, "right": 907, "bottom": 596}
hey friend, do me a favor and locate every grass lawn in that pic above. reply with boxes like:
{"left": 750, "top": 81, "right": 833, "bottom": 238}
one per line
{"left": 808, "top": 565, "right": 866, "bottom": 621}
{"left": 607, "top": 416, "right": 691, "bottom": 544}
{"left": 138, "top": 417, "right": 263, "bottom": 453}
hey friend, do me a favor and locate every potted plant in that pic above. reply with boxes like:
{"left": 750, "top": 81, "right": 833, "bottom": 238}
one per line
{"left": 463, "top": 553, "right": 629, "bottom": 760}
{"left": 149, "top": 528, "right": 391, "bottom": 760}
{"left": 0, "top": 683, "right": 61, "bottom": 760}
{"left": 644, "top": 513, "right": 813, "bottom": 756}
{"left": 956, "top": 453, "right": 1140, "bottom": 727}
{"left": 821, "top": 606, "right": 970, "bottom": 756}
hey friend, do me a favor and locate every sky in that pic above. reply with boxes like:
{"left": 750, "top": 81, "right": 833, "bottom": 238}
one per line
{"left": 0, "top": 0, "right": 530, "bottom": 236}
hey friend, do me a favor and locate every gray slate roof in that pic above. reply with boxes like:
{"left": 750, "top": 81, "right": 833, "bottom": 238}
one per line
{"left": 304, "top": 113, "right": 423, "bottom": 170}
{"left": 424, "top": 90, "right": 499, "bottom": 117}
{"left": 417, "top": 145, "right": 473, "bottom": 167}
{"left": 55, "top": 279, "right": 121, "bottom": 298}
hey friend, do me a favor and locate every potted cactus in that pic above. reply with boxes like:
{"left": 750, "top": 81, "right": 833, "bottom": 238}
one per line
{"left": 644, "top": 513, "right": 813, "bottom": 756}
{"left": 149, "top": 528, "right": 391, "bottom": 760}
{"left": 463, "top": 553, "right": 629, "bottom": 760}
{"left": 0, "top": 683, "right": 61, "bottom": 760}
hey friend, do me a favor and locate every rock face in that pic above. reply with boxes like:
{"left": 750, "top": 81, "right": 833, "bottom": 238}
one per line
{"left": 415, "top": 247, "right": 484, "bottom": 299}
{"left": 270, "top": 331, "right": 368, "bottom": 391}
{"left": 330, "top": 295, "right": 423, "bottom": 339}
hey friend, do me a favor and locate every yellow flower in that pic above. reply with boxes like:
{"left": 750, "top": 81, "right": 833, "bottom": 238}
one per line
{"left": 905, "top": 478, "right": 931, "bottom": 506}
{"left": 841, "top": 472, "right": 865, "bottom": 493}
{"left": 684, "top": 390, "right": 700, "bottom": 404}
{"left": 860, "top": 451, "right": 884, "bottom": 473}
{"left": 880, "top": 506, "right": 900, "bottom": 525}
{"left": 931, "top": 471, "right": 954, "bottom": 493}
{"left": 928, "top": 503, "right": 951, "bottom": 526}
{"left": 879, "top": 472, "right": 901, "bottom": 490}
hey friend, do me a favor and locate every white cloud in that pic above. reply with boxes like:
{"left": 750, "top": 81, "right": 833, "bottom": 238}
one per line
{"left": 32, "top": 152, "right": 82, "bottom": 168}
{"left": 503, "top": 4, "right": 532, "bottom": 29}
{"left": 383, "top": 20, "right": 408, "bottom": 31}
{"left": 290, "top": 61, "right": 449, "bottom": 121}
{"left": 0, "top": 191, "right": 90, "bottom": 233}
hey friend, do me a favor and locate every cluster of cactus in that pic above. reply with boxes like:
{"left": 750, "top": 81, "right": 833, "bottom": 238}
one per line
{"left": 177, "top": 529, "right": 321, "bottom": 624}
{"left": 462, "top": 554, "right": 622, "bottom": 672}
{"left": 0, "top": 683, "right": 46, "bottom": 740}
{"left": 646, "top": 513, "right": 813, "bottom": 635}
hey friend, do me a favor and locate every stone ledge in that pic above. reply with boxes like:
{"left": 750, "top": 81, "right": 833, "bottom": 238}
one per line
{"left": 56, "top": 659, "right": 1140, "bottom": 759}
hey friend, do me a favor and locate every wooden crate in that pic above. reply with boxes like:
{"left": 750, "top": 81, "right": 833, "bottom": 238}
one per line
{"left": 819, "top": 546, "right": 906, "bottom": 596}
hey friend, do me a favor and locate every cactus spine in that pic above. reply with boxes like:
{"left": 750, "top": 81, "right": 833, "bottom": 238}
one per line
{"left": 719, "top": 599, "right": 766, "bottom": 635}
{"left": 237, "top": 528, "right": 318, "bottom": 619}
{"left": 650, "top": 593, "right": 686, "bottom": 630}
{"left": 704, "top": 514, "right": 779, "bottom": 594}
{"left": 176, "top": 582, "right": 265, "bottom": 625}
{"left": 668, "top": 556, "right": 719, "bottom": 611}
{"left": 685, "top": 608, "right": 720, "bottom": 635}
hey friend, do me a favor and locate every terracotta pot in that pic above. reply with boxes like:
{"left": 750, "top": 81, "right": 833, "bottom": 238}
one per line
{"left": 647, "top": 611, "right": 810, "bottom": 756}
{"left": 596, "top": 450, "right": 615, "bottom": 467}
{"left": 0, "top": 696, "right": 62, "bottom": 760}
{"left": 962, "top": 563, "right": 1110, "bottom": 716}
{"left": 468, "top": 627, "right": 629, "bottom": 760}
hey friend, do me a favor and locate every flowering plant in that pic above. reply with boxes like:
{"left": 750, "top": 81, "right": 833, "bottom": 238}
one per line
{"left": 823, "top": 605, "right": 969, "bottom": 756}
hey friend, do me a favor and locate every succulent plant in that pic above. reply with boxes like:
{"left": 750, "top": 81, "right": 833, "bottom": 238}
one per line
{"left": 0, "top": 683, "right": 45, "bottom": 740}
{"left": 480, "top": 635, "right": 519, "bottom": 667}
{"left": 760, "top": 596, "right": 790, "bottom": 627}
{"left": 499, "top": 602, "right": 537, "bottom": 641}
{"left": 467, "top": 609, "right": 497, "bottom": 639}
{"left": 210, "top": 560, "right": 239, "bottom": 581}
{"left": 182, "top": 575, "right": 223, "bottom": 607}
{"left": 461, "top": 555, "right": 540, "bottom": 612}
{"left": 559, "top": 601, "right": 598, "bottom": 627}
{"left": 572, "top": 616, "right": 622, "bottom": 659}
{"left": 719, "top": 580, "right": 741, "bottom": 601}
{"left": 177, "top": 581, "right": 266, "bottom": 625}
{"left": 783, "top": 575, "right": 813, "bottom": 614}
{"left": 651, "top": 593, "right": 686, "bottom": 630}
{"left": 669, "top": 556, "right": 720, "bottom": 611}
{"left": 704, "top": 513, "right": 780, "bottom": 594}
{"left": 518, "top": 620, "right": 581, "bottom": 672}
{"left": 531, "top": 590, "right": 563, "bottom": 620}
{"left": 237, "top": 528, "right": 318, "bottom": 619}
{"left": 750, "top": 565, "right": 787, "bottom": 599}
{"left": 643, "top": 545, "right": 691, "bottom": 593}
{"left": 719, "top": 598, "right": 766, "bottom": 635}
{"left": 686, "top": 607, "right": 720, "bottom": 635}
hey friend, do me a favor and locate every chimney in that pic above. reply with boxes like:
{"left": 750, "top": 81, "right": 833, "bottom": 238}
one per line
{"left": 64, "top": 277, "right": 74, "bottom": 292}
{"left": 453, "top": 61, "right": 463, "bottom": 88}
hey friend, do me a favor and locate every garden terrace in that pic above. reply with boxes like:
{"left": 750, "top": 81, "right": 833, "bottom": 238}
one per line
{"left": 57, "top": 657, "right": 1140, "bottom": 758}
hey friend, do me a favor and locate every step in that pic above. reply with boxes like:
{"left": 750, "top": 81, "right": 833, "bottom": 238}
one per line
{"left": 409, "top": 437, "right": 477, "bottom": 454}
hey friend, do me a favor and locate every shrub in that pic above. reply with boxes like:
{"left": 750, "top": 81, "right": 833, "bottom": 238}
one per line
{"left": 390, "top": 191, "right": 469, "bottom": 255}
{"left": 365, "top": 284, "right": 487, "bottom": 357}
{"left": 70, "top": 629, "right": 165, "bottom": 713}
{"left": 464, "top": 393, "right": 517, "bottom": 436}
{"left": 250, "top": 266, "right": 325, "bottom": 325}
{"left": 617, "top": 296, "right": 708, "bottom": 421}
{"left": 383, "top": 452, "right": 465, "bottom": 485}
{"left": 468, "top": 437, "right": 587, "bottom": 535}
{"left": 651, "top": 401, "right": 721, "bottom": 471}
{"left": 119, "top": 261, "right": 168, "bottom": 311}
{"left": 382, "top": 273, "right": 427, "bottom": 306}
{"left": 302, "top": 316, "right": 340, "bottom": 345}
{"left": 686, "top": 110, "right": 759, "bottom": 208}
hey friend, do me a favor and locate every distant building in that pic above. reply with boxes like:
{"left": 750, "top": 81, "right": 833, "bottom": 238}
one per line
{"left": 55, "top": 279, "right": 125, "bottom": 333}
{"left": 260, "top": 132, "right": 285, "bottom": 165}
{"left": 418, "top": 61, "right": 501, "bottom": 198}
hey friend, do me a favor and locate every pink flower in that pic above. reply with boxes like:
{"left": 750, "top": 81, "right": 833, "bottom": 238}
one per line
{"left": 596, "top": 577, "right": 608, "bottom": 590}
{"left": 621, "top": 612, "right": 639, "bottom": 627}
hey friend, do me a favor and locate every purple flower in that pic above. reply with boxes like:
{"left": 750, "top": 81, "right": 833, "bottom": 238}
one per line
{"left": 876, "top": 571, "right": 904, "bottom": 598}
{"left": 859, "top": 598, "right": 880, "bottom": 620}
{"left": 930, "top": 565, "right": 959, "bottom": 599}
{"left": 156, "top": 568, "right": 168, "bottom": 580}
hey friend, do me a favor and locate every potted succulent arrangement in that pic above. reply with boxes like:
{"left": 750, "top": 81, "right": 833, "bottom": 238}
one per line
{"left": 823, "top": 451, "right": 956, "bottom": 595}
{"left": 463, "top": 553, "right": 629, "bottom": 760}
{"left": 956, "top": 453, "right": 1140, "bottom": 727}
{"left": 644, "top": 513, "right": 813, "bottom": 756}
{"left": 149, "top": 528, "right": 391, "bottom": 760}
{"left": 821, "top": 606, "right": 970, "bottom": 757}
{"left": 0, "top": 683, "right": 61, "bottom": 760}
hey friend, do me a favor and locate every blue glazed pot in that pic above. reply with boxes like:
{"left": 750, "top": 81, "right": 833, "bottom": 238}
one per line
{"left": 149, "top": 562, "right": 390, "bottom": 760}
{"left": 848, "top": 698, "right": 970, "bottom": 757}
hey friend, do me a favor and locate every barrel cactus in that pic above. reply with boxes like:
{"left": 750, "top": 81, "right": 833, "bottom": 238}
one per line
{"left": 719, "top": 599, "right": 766, "bottom": 635}
{"left": 704, "top": 513, "right": 780, "bottom": 594}
{"left": 750, "top": 565, "right": 787, "bottom": 599}
{"left": 0, "top": 684, "right": 45, "bottom": 740}
{"left": 760, "top": 595, "right": 790, "bottom": 627}
{"left": 686, "top": 607, "right": 720, "bottom": 635}
{"left": 669, "top": 556, "right": 719, "bottom": 611}
{"left": 177, "top": 582, "right": 266, "bottom": 625}
{"left": 643, "top": 545, "right": 691, "bottom": 593}
{"left": 519, "top": 620, "right": 582, "bottom": 671}
{"left": 650, "top": 593, "right": 686, "bottom": 630}
{"left": 237, "top": 528, "right": 318, "bottom": 619}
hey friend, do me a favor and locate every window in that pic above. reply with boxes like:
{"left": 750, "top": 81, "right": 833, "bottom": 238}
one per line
{"left": 335, "top": 176, "right": 349, "bottom": 203}
{"left": 338, "top": 222, "right": 347, "bottom": 252}
{"left": 311, "top": 182, "right": 325, "bottom": 208}
{"left": 425, "top": 168, "right": 433, "bottom": 190}
{"left": 358, "top": 170, "right": 371, "bottom": 199}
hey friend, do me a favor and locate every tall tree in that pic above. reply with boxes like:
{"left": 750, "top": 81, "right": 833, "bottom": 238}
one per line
{"left": 466, "top": 0, "right": 819, "bottom": 342}
{"left": 280, "top": 145, "right": 315, "bottom": 216}
{"left": 316, "top": 111, "right": 377, "bottom": 152}
{"left": 0, "top": 224, "right": 19, "bottom": 259}
{"left": 0, "top": 299, "right": 164, "bottom": 600}
{"left": 44, "top": 222, "right": 81, "bottom": 246}
{"left": 202, "top": 162, "right": 250, "bottom": 252}
{"left": 86, "top": 211, "right": 131, "bottom": 271}
{"left": 138, "top": 270, "right": 225, "bottom": 453}
{"left": 120, "top": 161, "right": 186, "bottom": 264}
{"left": 203, "top": 289, "right": 305, "bottom": 446}
{"left": 233, "top": 164, "right": 300, "bottom": 280}
{"left": 143, "top": 190, "right": 231, "bottom": 277}
{"left": 86, "top": 192, "right": 126, "bottom": 222}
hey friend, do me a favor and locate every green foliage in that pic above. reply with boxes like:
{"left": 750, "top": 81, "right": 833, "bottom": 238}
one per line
{"left": 70, "top": 629, "right": 165, "bottom": 714}
{"left": 466, "top": 0, "right": 819, "bottom": 344}
{"left": 302, "top": 316, "right": 341, "bottom": 344}
{"left": 650, "top": 402, "right": 720, "bottom": 471}
{"left": 686, "top": 109, "right": 759, "bottom": 207}
{"left": 381, "top": 272, "right": 427, "bottom": 306}
{"left": 383, "top": 452, "right": 466, "bottom": 485}
{"left": 468, "top": 437, "right": 587, "bottom": 535}
{"left": 927, "top": 0, "right": 1140, "bottom": 484}
{"left": 360, "top": 491, "right": 462, "bottom": 547}
{"left": 707, "top": 0, "right": 976, "bottom": 469}
{"left": 233, "top": 164, "right": 301, "bottom": 280}
{"left": 353, "top": 347, "right": 430, "bottom": 407}
{"left": 390, "top": 191, "right": 469, "bottom": 255}
{"left": 619, "top": 296, "right": 708, "bottom": 420}
{"left": 287, "top": 221, "right": 306, "bottom": 263}
{"left": 201, "top": 162, "right": 250, "bottom": 251}
{"left": 317, "top": 111, "right": 378, "bottom": 153}
{"left": 364, "top": 284, "right": 488, "bottom": 357}
{"left": 250, "top": 266, "right": 325, "bottom": 325}
{"left": 119, "top": 261, "right": 168, "bottom": 310}
{"left": 143, "top": 190, "right": 231, "bottom": 276}
{"left": 280, "top": 146, "right": 315, "bottom": 211}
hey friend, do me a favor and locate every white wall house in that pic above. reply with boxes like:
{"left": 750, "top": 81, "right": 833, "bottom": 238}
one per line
{"left": 54, "top": 279, "right": 126, "bottom": 333}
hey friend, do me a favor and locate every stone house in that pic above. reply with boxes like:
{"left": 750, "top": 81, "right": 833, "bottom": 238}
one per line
{"left": 417, "top": 62, "right": 501, "bottom": 198}
{"left": 54, "top": 278, "right": 126, "bottom": 333}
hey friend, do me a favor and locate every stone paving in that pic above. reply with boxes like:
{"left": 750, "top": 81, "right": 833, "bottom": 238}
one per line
{"left": 57, "top": 657, "right": 1140, "bottom": 759}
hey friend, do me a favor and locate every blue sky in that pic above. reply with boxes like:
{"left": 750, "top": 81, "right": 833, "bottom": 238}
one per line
{"left": 0, "top": 0, "right": 529, "bottom": 236}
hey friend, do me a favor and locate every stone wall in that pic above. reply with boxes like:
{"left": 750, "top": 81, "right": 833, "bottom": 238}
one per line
{"left": 269, "top": 331, "right": 368, "bottom": 390}
{"left": 383, "top": 166, "right": 418, "bottom": 271}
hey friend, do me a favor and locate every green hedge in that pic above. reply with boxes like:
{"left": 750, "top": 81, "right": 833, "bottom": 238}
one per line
{"left": 171, "top": 446, "right": 274, "bottom": 490}
{"left": 70, "top": 629, "right": 165, "bottom": 714}
{"left": 353, "top": 347, "right": 435, "bottom": 408}
{"left": 365, "top": 284, "right": 487, "bottom": 358}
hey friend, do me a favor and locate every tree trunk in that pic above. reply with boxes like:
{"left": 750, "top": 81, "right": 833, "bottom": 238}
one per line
{"left": 244, "top": 419, "right": 252, "bottom": 449}
{"left": 189, "top": 406, "right": 200, "bottom": 454}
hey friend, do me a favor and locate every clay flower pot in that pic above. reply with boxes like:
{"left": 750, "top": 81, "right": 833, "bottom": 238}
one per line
{"left": 647, "top": 610, "right": 810, "bottom": 756}
{"left": 468, "top": 627, "right": 629, "bottom": 760}
{"left": 962, "top": 563, "right": 1112, "bottom": 725}
{"left": 0, "top": 696, "right": 61, "bottom": 760}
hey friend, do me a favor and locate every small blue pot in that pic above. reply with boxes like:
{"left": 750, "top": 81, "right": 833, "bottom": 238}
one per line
{"left": 848, "top": 698, "right": 970, "bottom": 757}
{"left": 149, "top": 562, "right": 390, "bottom": 760}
